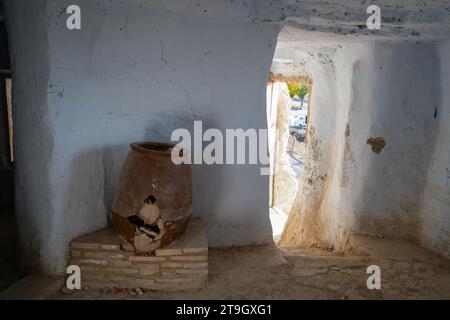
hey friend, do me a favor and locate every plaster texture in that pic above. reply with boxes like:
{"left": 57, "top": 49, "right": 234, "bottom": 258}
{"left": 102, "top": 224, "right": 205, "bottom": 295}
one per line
{"left": 278, "top": 32, "right": 449, "bottom": 259}
{"left": 4, "top": 0, "right": 277, "bottom": 272}
{"left": 3, "top": 0, "right": 450, "bottom": 273}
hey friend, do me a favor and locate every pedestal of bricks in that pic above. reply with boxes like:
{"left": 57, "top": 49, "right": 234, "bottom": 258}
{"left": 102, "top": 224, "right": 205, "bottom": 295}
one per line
{"left": 68, "top": 218, "right": 208, "bottom": 291}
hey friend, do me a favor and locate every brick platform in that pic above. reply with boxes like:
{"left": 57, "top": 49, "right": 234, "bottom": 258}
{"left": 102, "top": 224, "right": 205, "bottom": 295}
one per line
{"left": 68, "top": 218, "right": 208, "bottom": 291}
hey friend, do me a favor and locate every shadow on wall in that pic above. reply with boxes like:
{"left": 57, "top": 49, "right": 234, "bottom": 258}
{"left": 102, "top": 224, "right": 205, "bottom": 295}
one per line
{"left": 54, "top": 118, "right": 193, "bottom": 272}
{"left": 59, "top": 116, "right": 197, "bottom": 241}
{"left": 56, "top": 113, "right": 273, "bottom": 272}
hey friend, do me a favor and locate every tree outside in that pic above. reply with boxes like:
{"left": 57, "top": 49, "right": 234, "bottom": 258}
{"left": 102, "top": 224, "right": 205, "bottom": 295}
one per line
{"left": 287, "top": 83, "right": 309, "bottom": 99}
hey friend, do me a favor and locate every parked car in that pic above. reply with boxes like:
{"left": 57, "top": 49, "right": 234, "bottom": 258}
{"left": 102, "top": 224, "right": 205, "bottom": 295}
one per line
{"left": 289, "top": 125, "right": 306, "bottom": 142}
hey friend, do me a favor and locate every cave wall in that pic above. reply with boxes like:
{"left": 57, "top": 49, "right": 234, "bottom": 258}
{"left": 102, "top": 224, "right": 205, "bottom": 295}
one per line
{"left": 279, "top": 37, "right": 449, "bottom": 259}
{"left": 419, "top": 39, "right": 450, "bottom": 258}
{"left": 336, "top": 42, "right": 441, "bottom": 247}
{"left": 4, "top": 0, "right": 278, "bottom": 273}
{"left": 3, "top": 0, "right": 450, "bottom": 273}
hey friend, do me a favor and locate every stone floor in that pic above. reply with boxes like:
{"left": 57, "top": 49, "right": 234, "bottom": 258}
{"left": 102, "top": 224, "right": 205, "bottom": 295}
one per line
{"left": 49, "top": 235, "right": 450, "bottom": 300}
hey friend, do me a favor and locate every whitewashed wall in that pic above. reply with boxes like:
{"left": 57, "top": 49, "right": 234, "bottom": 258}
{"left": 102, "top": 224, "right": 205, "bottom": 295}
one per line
{"left": 5, "top": 0, "right": 278, "bottom": 273}
{"left": 4, "top": 0, "right": 450, "bottom": 273}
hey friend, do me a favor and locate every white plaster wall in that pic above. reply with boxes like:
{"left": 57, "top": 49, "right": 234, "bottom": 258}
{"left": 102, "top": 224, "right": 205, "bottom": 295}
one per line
{"left": 278, "top": 34, "right": 446, "bottom": 258}
{"left": 5, "top": 0, "right": 450, "bottom": 273}
{"left": 419, "top": 39, "right": 450, "bottom": 258}
{"left": 335, "top": 42, "right": 440, "bottom": 244}
{"left": 5, "top": 0, "right": 279, "bottom": 273}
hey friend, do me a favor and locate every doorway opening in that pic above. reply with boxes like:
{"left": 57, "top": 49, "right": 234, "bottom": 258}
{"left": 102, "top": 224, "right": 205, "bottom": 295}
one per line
{"left": 267, "top": 76, "right": 312, "bottom": 242}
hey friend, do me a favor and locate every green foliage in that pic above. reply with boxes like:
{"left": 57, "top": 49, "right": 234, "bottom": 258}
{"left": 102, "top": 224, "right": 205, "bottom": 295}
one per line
{"left": 287, "top": 83, "right": 299, "bottom": 98}
{"left": 298, "top": 85, "right": 309, "bottom": 99}
{"left": 287, "top": 83, "right": 309, "bottom": 99}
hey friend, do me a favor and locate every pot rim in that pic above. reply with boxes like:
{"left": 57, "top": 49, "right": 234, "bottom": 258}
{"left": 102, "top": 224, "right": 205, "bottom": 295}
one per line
{"left": 130, "top": 141, "right": 176, "bottom": 157}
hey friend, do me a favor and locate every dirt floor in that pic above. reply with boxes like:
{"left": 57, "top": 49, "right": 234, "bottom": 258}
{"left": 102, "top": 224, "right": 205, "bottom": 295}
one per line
{"left": 48, "top": 235, "right": 450, "bottom": 300}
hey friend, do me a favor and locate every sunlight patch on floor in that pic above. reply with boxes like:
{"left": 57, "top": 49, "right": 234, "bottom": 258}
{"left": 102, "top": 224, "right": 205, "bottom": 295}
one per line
{"left": 269, "top": 207, "right": 289, "bottom": 242}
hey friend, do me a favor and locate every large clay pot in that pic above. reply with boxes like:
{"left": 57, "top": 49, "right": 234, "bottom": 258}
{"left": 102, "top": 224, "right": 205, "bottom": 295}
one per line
{"left": 112, "top": 142, "right": 192, "bottom": 252}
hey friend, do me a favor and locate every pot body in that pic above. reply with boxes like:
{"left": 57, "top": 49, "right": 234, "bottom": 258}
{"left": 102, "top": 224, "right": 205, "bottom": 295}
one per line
{"left": 112, "top": 142, "right": 192, "bottom": 251}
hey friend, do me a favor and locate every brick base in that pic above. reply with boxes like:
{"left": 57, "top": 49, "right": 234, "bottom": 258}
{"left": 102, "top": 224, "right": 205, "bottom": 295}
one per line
{"left": 68, "top": 218, "right": 208, "bottom": 291}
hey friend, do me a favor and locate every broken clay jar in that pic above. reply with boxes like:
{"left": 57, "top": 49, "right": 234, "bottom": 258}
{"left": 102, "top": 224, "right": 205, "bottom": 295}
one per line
{"left": 112, "top": 142, "right": 192, "bottom": 253}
